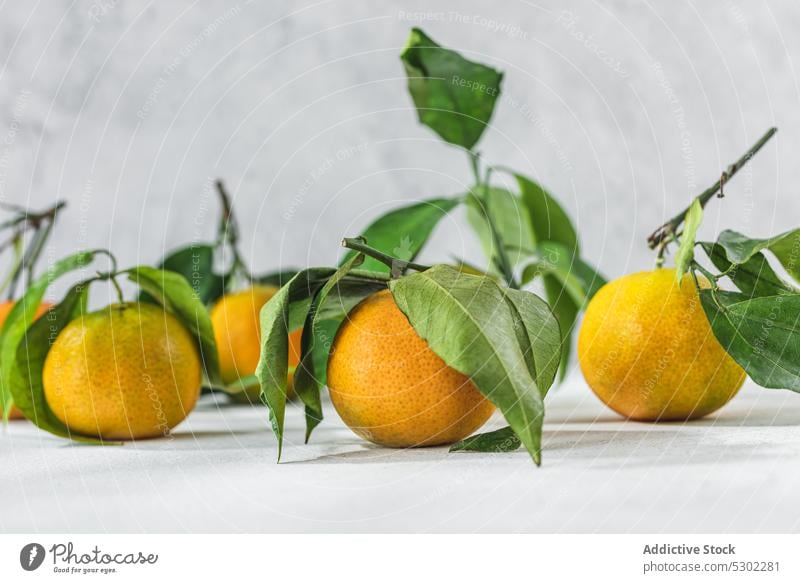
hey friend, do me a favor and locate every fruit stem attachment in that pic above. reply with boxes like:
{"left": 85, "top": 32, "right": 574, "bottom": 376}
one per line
{"left": 91, "top": 250, "right": 124, "bottom": 303}
{"left": 341, "top": 237, "right": 430, "bottom": 277}
{"left": 647, "top": 127, "right": 777, "bottom": 250}
{"left": 94, "top": 271, "right": 125, "bottom": 304}
{"left": 691, "top": 261, "right": 720, "bottom": 291}
{"left": 215, "top": 179, "right": 253, "bottom": 283}
{"left": 109, "top": 275, "right": 125, "bottom": 304}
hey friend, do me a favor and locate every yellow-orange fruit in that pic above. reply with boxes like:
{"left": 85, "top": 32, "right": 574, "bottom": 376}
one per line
{"left": 327, "top": 289, "right": 494, "bottom": 447}
{"left": 43, "top": 302, "right": 201, "bottom": 439}
{"left": 578, "top": 268, "right": 746, "bottom": 421}
{"left": 211, "top": 285, "right": 301, "bottom": 400}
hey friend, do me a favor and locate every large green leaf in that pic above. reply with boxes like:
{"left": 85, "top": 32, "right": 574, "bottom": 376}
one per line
{"left": 145, "top": 244, "right": 225, "bottom": 307}
{"left": 125, "top": 266, "right": 221, "bottom": 387}
{"left": 717, "top": 229, "right": 800, "bottom": 283}
{"left": 401, "top": 28, "right": 503, "bottom": 150}
{"left": 306, "top": 276, "right": 388, "bottom": 388}
{"left": 342, "top": 198, "right": 460, "bottom": 273}
{"left": 514, "top": 173, "right": 578, "bottom": 253}
{"left": 544, "top": 275, "right": 579, "bottom": 380}
{"left": 512, "top": 173, "right": 584, "bottom": 375}
{"left": 294, "top": 254, "right": 367, "bottom": 442}
{"left": 502, "top": 285, "right": 562, "bottom": 396}
{"left": 700, "top": 290, "right": 800, "bottom": 390}
{"left": 0, "top": 250, "right": 98, "bottom": 419}
{"left": 315, "top": 275, "right": 388, "bottom": 321}
{"left": 390, "top": 265, "right": 561, "bottom": 464}
{"left": 11, "top": 281, "right": 108, "bottom": 444}
{"left": 674, "top": 198, "right": 703, "bottom": 280}
{"left": 256, "top": 267, "right": 341, "bottom": 460}
{"left": 700, "top": 243, "right": 796, "bottom": 298}
{"left": 448, "top": 278, "right": 562, "bottom": 455}
{"left": 467, "top": 188, "right": 534, "bottom": 270}
{"left": 519, "top": 240, "right": 605, "bottom": 379}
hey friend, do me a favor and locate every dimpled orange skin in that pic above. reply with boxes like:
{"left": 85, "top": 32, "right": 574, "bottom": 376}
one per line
{"left": 42, "top": 302, "right": 201, "bottom": 440}
{"left": 211, "top": 285, "right": 301, "bottom": 399}
{"left": 578, "top": 268, "right": 746, "bottom": 421}
{"left": 0, "top": 300, "right": 51, "bottom": 420}
{"left": 327, "top": 289, "right": 495, "bottom": 448}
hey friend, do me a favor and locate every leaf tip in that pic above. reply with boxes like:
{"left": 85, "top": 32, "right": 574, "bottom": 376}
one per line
{"left": 449, "top": 441, "right": 465, "bottom": 453}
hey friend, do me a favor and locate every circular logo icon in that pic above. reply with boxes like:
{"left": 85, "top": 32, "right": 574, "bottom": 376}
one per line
{"left": 19, "top": 543, "right": 46, "bottom": 571}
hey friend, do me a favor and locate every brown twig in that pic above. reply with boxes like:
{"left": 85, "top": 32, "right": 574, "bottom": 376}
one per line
{"left": 2, "top": 200, "right": 67, "bottom": 298}
{"left": 647, "top": 127, "right": 777, "bottom": 249}
{"left": 341, "top": 237, "right": 430, "bottom": 277}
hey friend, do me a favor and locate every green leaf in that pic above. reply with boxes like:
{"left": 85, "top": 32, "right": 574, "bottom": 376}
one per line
{"left": 315, "top": 275, "right": 388, "bottom": 321}
{"left": 675, "top": 198, "right": 704, "bottom": 280}
{"left": 700, "top": 290, "right": 800, "bottom": 390}
{"left": 294, "top": 254, "right": 368, "bottom": 442}
{"left": 144, "top": 244, "right": 225, "bottom": 307}
{"left": 520, "top": 241, "right": 606, "bottom": 304}
{"left": 0, "top": 250, "right": 98, "bottom": 419}
{"left": 223, "top": 373, "right": 260, "bottom": 395}
{"left": 450, "top": 426, "right": 520, "bottom": 452}
{"left": 502, "top": 286, "right": 562, "bottom": 396}
{"left": 467, "top": 188, "right": 534, "bottom": 270}
{"left": 11, "top": 281, "right": 110, "bottom": 444}
{"left": 544, "top": 275, "right": 579, "bottom": 380}
{"left": 400, "top": 27, "right": 503, "bottom": 150}
{"left": 700, "top": 243, "right": 796, "bottom": 298}
{"left": 390, "top": 265, "right": 561, "bottom": 465}
{"left": 253, "top": 269, "right": 299, "bottom": 288}
{"left": 717, "top": 229, "right": 800, "bottom": 283}
{"left": 309, "top": 319, "right": 341, "bottom": 387}
{"left": 125, "top": 266, "right": 221, "bottom": 387}
{"left": 514, "top": 173, "right": 578, "bottom": 253}
{"left": 256, "top": 267, "right": 341, "bottom": 460}
{"left": 519, "top": 241, "right": 605, "bottom": 379}
{"left": 502, "top": 173, "right": 590, "bottom": 376}
{"left": 451, "top": 257, "right": 495, "bottom": 278}
{"left": 303, "top": 276, "right": 388, "bottom": 389}
{"left": 342, "top": 198, "right": 460, "bottom": 273}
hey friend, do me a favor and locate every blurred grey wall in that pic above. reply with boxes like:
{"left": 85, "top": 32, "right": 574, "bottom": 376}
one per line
{"left": 1, "top": 0, "right": 797, "bottom": 297}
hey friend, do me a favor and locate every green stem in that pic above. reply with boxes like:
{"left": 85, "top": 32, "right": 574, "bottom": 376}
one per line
{"left": 109, "top": 275, "right": 125, "bottom": 304}
{"left": 342, "top": 237, "right": 430, "bottom": 276}
{"left": 467, "top": 152, "right": 519, "bottom": 289}
{"left": 95, "top": 249, "right": 119, "bottom": 274}
{"left": 691, "top": 262, "right": 720, "bottom": 290}
{"left": 647, "top": 127, "right": 777, "bottom": 249}
{"left": 215, "top": 179, "right": 253, "bottom": 283}
{"left": 90, "top": 249, "right": 124, "bottom": 303}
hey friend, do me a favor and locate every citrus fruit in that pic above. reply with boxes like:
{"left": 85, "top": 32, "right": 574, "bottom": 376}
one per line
{"left": 211, "top": 285, "right": 302, "bottom": 401}
{"left": 43, "top": 302, "right": 201, "bottom": 439}
{"left": 578, "top": 268, "right": 746, "bottom": 421}
{"left": 0, "top": 300, "right": 51, "bottom": 420}
{"left": 327, "top": 289, "right": 495, "bottom": 447}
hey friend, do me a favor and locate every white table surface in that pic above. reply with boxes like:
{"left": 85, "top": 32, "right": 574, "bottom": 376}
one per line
{"left": 2, "top": 378, "right": 800, "bottom": 533}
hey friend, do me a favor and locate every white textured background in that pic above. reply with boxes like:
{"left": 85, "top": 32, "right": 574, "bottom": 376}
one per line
{"left": 1, "top": 0, "right": 796, "bottom": 288}
{"left": 4, "top": 1, "right": 800, "bottom": 535}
